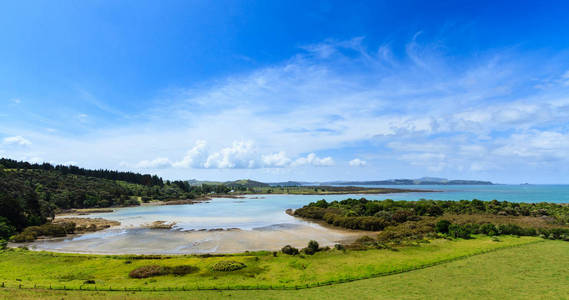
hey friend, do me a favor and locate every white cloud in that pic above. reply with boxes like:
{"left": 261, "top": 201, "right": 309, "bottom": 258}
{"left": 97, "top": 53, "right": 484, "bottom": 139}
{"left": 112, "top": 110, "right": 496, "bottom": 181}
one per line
{"left": 349, "top": 158, "right": 367, "bottom": 167}
{"left": 135, "top": 157, "right": 172, "bottom": 169}
{"left": 172, "top": 140, "right": 209, "bottom": 168}
{"left": 292, "top": 153, "right": 335, "bottom": 167}
{"left": 204, "top": 141, "right": 258, "bottom": 169}
{"left": 494, "top": 131, "right": 569, "bottom": 161}
{"left": 3, "top": 136, "right": 31, "bottom": 146}
{"left": 261, "top": 151, "right": 291, "bottom": 167}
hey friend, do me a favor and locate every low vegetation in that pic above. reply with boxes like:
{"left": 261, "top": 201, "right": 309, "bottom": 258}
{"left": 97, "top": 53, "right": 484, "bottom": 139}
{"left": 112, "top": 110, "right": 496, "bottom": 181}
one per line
{"left": 129, "top": 265, "right": 199, "bottom": 278}
{"left": 210, "top": 261, "right": 246, "bottom": 272}
{"left": 294, "top": 198, "right": 569, "bottom": 240}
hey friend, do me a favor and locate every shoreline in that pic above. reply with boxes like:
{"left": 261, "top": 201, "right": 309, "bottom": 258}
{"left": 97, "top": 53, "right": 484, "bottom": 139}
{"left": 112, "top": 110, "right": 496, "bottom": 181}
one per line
{"left": 55, "top": 187, "right": 438, "bottom": 217}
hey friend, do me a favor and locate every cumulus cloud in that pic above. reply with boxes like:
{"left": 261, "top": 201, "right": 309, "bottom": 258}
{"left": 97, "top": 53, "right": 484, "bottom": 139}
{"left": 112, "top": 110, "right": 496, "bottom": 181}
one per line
{"left": 3, "top": 136, "right": 31, "bottom": 146}
{"left": 132, "top": 141, "right": 331, "bottom": 169}
{"left": 172, "top": 140, "right": 208, "bottom": 168}
{"left": 292, "top": 153, "right": 335, "bottom": 167}
{"left": 349, "top": 158, "right": 367, "bottom": 167}
{"left": 204, "top": 141, "right": 258, "bottom": 169}
{"left": 261, "top": 151, "right": 292, "bottom": 167}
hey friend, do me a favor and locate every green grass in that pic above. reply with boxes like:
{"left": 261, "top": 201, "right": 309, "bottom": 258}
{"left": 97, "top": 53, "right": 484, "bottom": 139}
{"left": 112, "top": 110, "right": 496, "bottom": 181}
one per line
{"left": 0, "top": 236, "right": 539, "bottom": 291}
{"left": 1, "top": 239, "right": 567, "bottom": 299}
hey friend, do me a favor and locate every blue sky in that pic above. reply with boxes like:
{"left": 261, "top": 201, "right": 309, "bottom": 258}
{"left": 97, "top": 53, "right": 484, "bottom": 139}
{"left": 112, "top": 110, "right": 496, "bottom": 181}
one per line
{"left": 2, "top": 1, "right": 569, "bottom": 183}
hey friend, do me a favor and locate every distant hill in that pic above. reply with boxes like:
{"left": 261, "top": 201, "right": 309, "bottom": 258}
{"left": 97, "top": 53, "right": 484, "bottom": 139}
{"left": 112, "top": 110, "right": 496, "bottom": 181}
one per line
{"left": 187, "top": 179, "right": 270, "bottom": 188}
{"left": 189, "top": 177, "right": 493, "bottom": 187}
{"left": 225, "top": 179, "right": 270, "bottom": 188}
{"left": 267, "top": 181, "right": 312, "bottom": 187}
{"left": 323, "top": 178, "right": 493, "bottom": 186}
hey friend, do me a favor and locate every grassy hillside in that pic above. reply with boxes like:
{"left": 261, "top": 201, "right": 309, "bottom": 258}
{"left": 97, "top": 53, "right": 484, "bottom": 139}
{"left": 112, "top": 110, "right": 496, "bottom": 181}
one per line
{"left": 1, "top": 239, "right": 567, "bottom": 299}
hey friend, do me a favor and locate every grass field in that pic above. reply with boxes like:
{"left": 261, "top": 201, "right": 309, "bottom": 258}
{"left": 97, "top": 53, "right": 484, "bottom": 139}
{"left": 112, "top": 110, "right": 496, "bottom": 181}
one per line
{"left": 0, "top": 236, "right": 539, "bottom": 291}
{"left": 1, "top": 239, "right": 567, "bottom": 299}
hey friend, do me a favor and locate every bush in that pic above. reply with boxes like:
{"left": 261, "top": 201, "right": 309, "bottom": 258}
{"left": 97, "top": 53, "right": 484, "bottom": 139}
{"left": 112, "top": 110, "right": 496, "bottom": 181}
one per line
{"left": 129, "top": 265, "right": 166, "bottom": 278}
{"left": 435, "top": 220, "right": 451, "bottom": 234}
{"left": 334, "top": 244, "right": 345, "bottom": 251}
{"left": 448, "top": 224, "right": 471, "bottom": 239}
{"left": 9, "top": 222, "right": 76, "bottom": 243}
{"left": 480, "top": 223, "right": 498, "bottom": 236}
{"left": 0, "top": 239, "right": 7, "bottom": 250}
{"left": 211, "top": 261, "right": 246, "bottom": 272}
{"left": 307, "top": 240, "right": 319, "bottom": 252}
{"left": 281, "top": 245, "right": 299, "bottom": 255}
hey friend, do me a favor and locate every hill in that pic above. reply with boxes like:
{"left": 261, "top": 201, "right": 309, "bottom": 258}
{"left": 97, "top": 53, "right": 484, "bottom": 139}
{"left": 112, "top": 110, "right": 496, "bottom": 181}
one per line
{"left": 224, "top": 179, "right": 270, "bottom": 188}
{"left": 325, "top": 178, "right": 493, "bottom": 185}
{"left": 0, "top": 158, "right": 222, "bottom": 236}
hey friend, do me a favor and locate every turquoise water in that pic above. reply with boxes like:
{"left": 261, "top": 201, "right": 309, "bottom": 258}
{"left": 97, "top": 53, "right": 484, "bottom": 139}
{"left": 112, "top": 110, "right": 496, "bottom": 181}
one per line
{"left": 363, "top": 184, "right": 569, "bottom": 203}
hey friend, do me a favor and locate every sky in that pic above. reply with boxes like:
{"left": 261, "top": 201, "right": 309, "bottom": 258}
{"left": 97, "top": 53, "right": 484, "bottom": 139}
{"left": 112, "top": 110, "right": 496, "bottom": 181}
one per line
{"left": 2, "top": 1, "right": 569, "bottom": 184}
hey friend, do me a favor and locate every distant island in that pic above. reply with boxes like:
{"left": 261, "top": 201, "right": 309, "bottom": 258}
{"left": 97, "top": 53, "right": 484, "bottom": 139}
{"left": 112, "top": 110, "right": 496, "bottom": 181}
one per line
{"left": 319, "top": 177, "right": 493, "bottom": 186}
{"left": 188, "top": 177, "right": 493, "bottom": 187}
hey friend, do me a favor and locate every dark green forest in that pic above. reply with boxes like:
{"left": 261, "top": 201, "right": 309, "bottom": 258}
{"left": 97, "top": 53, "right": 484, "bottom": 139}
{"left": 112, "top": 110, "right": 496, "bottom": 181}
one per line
{"left": 0, "top": 159, "right": 230, "bottom": 239}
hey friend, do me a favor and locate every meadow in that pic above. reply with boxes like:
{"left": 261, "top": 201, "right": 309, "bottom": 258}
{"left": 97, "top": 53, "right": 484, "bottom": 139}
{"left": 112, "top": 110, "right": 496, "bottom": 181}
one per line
{"left": 1, "top": 239, "right": 567, "bottom": 299}
{"left": 0, "top": 236, "right": 539, "bottom": 292}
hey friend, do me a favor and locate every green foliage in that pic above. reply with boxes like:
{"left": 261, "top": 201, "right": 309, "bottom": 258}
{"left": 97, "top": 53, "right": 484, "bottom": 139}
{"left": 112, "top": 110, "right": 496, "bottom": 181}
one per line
{"left": 307, "top": 240, "right": 319, "bottom": 252}
{"left": 0, "top": 161, "right": 223, "bottom": 232}
{"left": 295, "top": 198, "right": 569, "bottom": 233}
{"left": 281, "top": 245, "right": 299, "bottom": 255}
{"left": 448, "top": 224, "right": 472, "bottom": 239}
{"left": 435, "top": 220, "right": 451, "bottom": 234}
{"left": 0, "top": 217, "right": 16, "bottom": 239}
{"left": 210, "top": 260, "right": 246, "bottom": 272}
{"left": 0, "top": 239, "right": 7, "bottom": 250}
{"left": 10, "top": 222, "right": 76, "bottom": 242}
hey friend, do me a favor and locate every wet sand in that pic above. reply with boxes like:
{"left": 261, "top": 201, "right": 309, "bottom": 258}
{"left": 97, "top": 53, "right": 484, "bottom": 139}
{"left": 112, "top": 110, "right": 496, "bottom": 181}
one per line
{"left": 23, "top": 223, "right": 369, "bottom": 255}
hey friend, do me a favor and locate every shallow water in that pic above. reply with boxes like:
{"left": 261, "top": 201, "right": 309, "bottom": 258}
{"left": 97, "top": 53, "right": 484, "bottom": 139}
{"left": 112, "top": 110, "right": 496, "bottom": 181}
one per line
{"left": 26, "top": 185, "right": 569, "bottom": 254}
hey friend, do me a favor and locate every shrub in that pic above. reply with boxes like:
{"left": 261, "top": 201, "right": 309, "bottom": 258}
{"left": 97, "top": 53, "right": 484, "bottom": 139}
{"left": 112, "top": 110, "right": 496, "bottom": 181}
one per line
{"left": 211, "top": 261, "right": 246, "bottom": 272}
{"left": 448, "top": 224, "right": 471, "bottom": 239}
{"left": 129, "top": 265, "right": 198, "bottom": 278}
{"left": 281, "top": 245, "right": 299, "bottom": 255}
{"left": 435, "top": 220, "right": 451, "bottom": 234}
{"left": 129, "top": 265, "right": 166, "bottom": 278}
{"left": 307, "top": 240, "right": 319, "bottom": 252}
{"left": 334, "top": 244, "right": 345, "bottom": 251}
{"left": 480, "top": 223, "right": 498, "bottom": 236}
{"left": 0, "top": 239, "right": 7, "bottom": 250}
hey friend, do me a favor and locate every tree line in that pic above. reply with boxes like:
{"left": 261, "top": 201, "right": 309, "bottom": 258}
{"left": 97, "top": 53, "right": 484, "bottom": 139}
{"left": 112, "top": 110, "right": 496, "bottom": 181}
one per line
{"left": 0, "top": 158, "right": 163, "bottom": 186}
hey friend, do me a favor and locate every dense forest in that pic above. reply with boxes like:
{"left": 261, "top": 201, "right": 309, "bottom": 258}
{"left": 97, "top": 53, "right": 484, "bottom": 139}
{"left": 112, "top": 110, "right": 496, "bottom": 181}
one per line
{"left": 0, "top": 159, "right": 230, "bottom": 240}
{"left": 0, "top": 158, "right": 163, "bottom": 186}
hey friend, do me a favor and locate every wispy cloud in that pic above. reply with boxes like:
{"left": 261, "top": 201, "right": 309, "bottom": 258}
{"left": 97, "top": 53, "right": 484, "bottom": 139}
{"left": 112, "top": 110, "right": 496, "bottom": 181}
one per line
{"left": 3, "top": 35, "right": 569, "bottom": 182}
{"left": 3, "top": 136, "right": 31, "bottom": 146}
